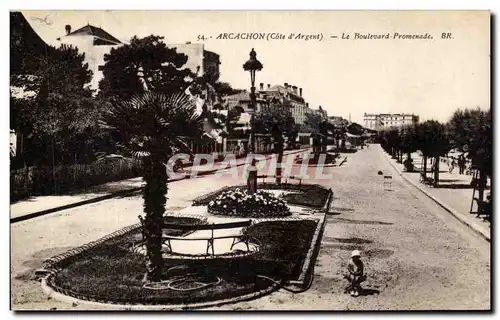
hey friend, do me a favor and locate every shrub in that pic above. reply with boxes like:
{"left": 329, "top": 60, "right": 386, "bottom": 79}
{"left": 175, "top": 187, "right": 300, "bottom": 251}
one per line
{"left": 207, "top": 188, "right": 291, "bottom": 218}
{"left": 10, "top": 158, "right": 143, "bottom": 202}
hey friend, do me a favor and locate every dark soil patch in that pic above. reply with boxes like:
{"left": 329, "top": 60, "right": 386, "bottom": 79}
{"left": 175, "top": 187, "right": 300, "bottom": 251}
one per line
{"left": 296, "top": 153, "right": 339, "bottom": 165}
{"left": 327, "top": 218, "right": 394, "bottom": 226}
{"left": 320, "top": 243, "right": 361, "bottom": 251}
{"left": 282, "top": 191, "right": 328, "bottom": 209}
{"left": 323, "top": 237, "right": 373, "bottom": 244}
{"left": 50, "top": 219, "right": 318, "bottom": 305}
{"left": 436, "top": 184, "right": 473, "bottom": 189}
{"left": 363, "top": 249, "right": 395, "bottom": 259}
{"left": 329, "top": 207, "right": 355, "bottom": 212}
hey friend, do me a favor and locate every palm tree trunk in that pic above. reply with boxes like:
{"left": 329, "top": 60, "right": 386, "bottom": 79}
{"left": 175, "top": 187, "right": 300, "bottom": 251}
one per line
{"left": 433, "top": 156, "right": 440, "bottom": 187}
{"left": 142, "top": 157, "right": 167, "bottom": 282}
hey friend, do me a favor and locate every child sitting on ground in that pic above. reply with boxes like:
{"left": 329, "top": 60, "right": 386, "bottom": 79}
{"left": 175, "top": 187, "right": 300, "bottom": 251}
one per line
{"left": 344, "top": 250, "right": 366, "bottom": 297}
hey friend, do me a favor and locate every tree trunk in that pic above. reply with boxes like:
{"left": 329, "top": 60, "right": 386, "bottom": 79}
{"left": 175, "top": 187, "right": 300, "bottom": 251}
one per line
{"left": 276, "top": 142, "right": 284, "bottom": 184}
{"left": 433, "top": 156, "right": 440, "bottom": 187}
{"left": 478, "top": 170, "right": 487, "bottom": 202}
{"left": 405, "top": 152, "right": 413, "bottom": 172}
{"left": 422, "top": 155, "right": 427, "bottom": 181}
{"left": 142, "top": 157, "right": 167, "bottom": 282}
{"left": 51, "top": 137, "right": 57, "bottom": 194}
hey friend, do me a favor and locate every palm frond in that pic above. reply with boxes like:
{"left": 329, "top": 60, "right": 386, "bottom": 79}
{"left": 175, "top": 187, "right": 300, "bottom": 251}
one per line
{"left": 100, "top": 91, "right": 203, "bottom": 162}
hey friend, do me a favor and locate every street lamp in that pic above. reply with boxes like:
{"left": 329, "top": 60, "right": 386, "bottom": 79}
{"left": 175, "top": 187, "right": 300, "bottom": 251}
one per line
{"left": 243, "top": 48, "right": 263, "bottom": 153}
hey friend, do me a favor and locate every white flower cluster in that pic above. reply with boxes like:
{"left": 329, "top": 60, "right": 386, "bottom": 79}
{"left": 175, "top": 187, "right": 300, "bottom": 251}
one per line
{"left": 207, "top": 188, "right": 291, "bottom": 218}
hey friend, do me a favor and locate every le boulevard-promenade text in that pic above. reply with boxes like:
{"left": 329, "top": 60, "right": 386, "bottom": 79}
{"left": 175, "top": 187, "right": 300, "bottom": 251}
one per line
{"left": 198, "top": 31, "right": 449, "bottom": 42}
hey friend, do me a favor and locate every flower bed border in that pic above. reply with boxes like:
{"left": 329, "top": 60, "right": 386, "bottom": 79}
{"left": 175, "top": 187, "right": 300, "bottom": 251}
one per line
{"left": 39, "top": 187, "right": 332, "bottom": 309}
{"left": 36, "top": 213, "right": 208, "bottom": 276}
{"left": 38, "top": 214, "right": 282, "bottom": 309}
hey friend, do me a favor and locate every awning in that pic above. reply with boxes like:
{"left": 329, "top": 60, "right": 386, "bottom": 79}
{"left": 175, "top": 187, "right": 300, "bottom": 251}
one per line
{"left": 346, "top": 132, "right": 362, "bottom": 138}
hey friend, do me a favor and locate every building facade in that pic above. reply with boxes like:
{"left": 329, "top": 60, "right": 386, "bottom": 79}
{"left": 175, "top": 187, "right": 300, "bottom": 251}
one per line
{"left": 56, "top": 24, "right": 123, "bottom": 90}
{"left": 168, "top": 42, "right": 221, "bottom": 81}
{"left": 363, "top": 113, "right": 419, "bottom": 130}
{"left": 309, "top": 105, "right": 328, "bottom": 120}
{"left": 259, "top": 83, "right": 308, "bottom": 124}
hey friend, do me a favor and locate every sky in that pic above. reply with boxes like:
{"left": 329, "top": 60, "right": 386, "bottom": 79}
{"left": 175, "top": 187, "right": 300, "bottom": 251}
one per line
{"left": 21, "top": 10, "right": 490, "bottom": 124}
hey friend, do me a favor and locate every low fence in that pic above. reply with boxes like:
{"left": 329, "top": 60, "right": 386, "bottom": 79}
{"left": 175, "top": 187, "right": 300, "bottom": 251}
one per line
{"left": 10, "top": 158, "right": 143, "bottom": 202}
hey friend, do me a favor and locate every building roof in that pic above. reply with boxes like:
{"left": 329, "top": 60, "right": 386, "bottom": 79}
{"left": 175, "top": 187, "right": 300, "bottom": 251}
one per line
{"left": 224, "top": 91, "right": 251, "bottom": 102}
{"left": 364, "top": 112, "right": 417, "bottom": 117}
{"left": 264, "top": 85, "right": 305, "bottom": 103}
{"left": 65, "top": 24, "right": 122, "bottom": 45}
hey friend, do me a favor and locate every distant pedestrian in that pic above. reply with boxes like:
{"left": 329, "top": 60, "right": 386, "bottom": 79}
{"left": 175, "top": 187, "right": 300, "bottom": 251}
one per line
{"left": 449, "top": 159, "right": 456, "bottom": 173}
{"left": 458, "top": 155, "right": 466, "bottom": 174}
{"left": 344, "top": 250, "right": 366, "bottom": 297}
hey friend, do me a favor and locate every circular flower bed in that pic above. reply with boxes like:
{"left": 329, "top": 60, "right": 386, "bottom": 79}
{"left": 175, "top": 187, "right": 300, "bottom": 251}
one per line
{"left": 207, "top": 188, "right": 291, "bottom": 218}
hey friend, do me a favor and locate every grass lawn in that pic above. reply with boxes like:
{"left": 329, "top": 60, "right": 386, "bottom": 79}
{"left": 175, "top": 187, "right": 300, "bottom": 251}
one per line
{"left": 246, "top": 219, "right": 318, "bottom": 279}
{"left": 50, "top": 219, "right": 318, "bottom": 305}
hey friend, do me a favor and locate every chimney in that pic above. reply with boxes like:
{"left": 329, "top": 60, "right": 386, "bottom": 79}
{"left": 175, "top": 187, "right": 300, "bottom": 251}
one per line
{"left": 299, "top": 88, "right": 303, "bottom": 96}
{"left": 259, "top": 83, "right": 264, "bottom": 90}
{"left": 292, "top": 85, "right": 298, "bottom": 94}
{"left": 306, "top": 103, "right": 309, "bottom": 108}
{"left": 267, "top": 84, "right": 271, "bottom": 89}
{"left": 65, "top": 25, "right": 71, "bottom": 35}
{"left": 284, "top": 82, "right": 288, "bottom": 89}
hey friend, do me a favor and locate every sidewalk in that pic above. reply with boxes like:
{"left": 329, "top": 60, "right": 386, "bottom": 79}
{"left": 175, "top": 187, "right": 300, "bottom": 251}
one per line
{"left": 382, "top": 148, "right": 490, "bottom": 242}
{"left": 10, "top": 148, "right": 309, "bottom": 223}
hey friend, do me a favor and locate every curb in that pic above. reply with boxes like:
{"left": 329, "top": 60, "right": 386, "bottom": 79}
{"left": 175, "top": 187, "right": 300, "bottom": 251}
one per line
{"left": 11, "top": 149, "right": 309, "bottom": 224}
{"left": 38, "top": 221, "right": 281, "bottom": 310}
{"left": 40, "top": 276, "right": 279, "bottom": 311}
{"left": 10, "top": 187, "right": 143, "bottom": 224}
{"left": 381, "top": 149, "right": 490, "bottom": 243}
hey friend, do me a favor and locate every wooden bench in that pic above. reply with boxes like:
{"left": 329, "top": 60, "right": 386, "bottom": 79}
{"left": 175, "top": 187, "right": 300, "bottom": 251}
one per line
{"left": 383, "top": 175, "right": 392, "bottom": 189}
{"left": 138, "top": 217, "right": 257, "bottom": 257}
{"left": 473, "top": 198, "right": 491, "bottom": 220}
{"left": 163, "top": 220, "right": 255, "bottom": 256}
{"left": 257, "top": 175, "right": 303, "bottom": 185}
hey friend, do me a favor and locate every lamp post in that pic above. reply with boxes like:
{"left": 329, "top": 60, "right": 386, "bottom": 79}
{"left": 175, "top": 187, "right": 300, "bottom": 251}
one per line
{"left": 243, "top": 48, "right": 263, "bottom": 153}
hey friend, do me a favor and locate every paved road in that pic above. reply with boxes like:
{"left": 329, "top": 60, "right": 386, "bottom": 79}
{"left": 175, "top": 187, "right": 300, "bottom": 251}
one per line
{"left": 212, "top": 145, "right": 490, "bottom": 311}
{"left": 11, "top": 146, "right": 490, "bottom": 310}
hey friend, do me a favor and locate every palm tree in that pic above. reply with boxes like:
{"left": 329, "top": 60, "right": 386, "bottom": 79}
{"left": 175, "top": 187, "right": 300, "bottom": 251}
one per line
{"left": 99, "top": 92, "right": 203, "bottom": 282}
